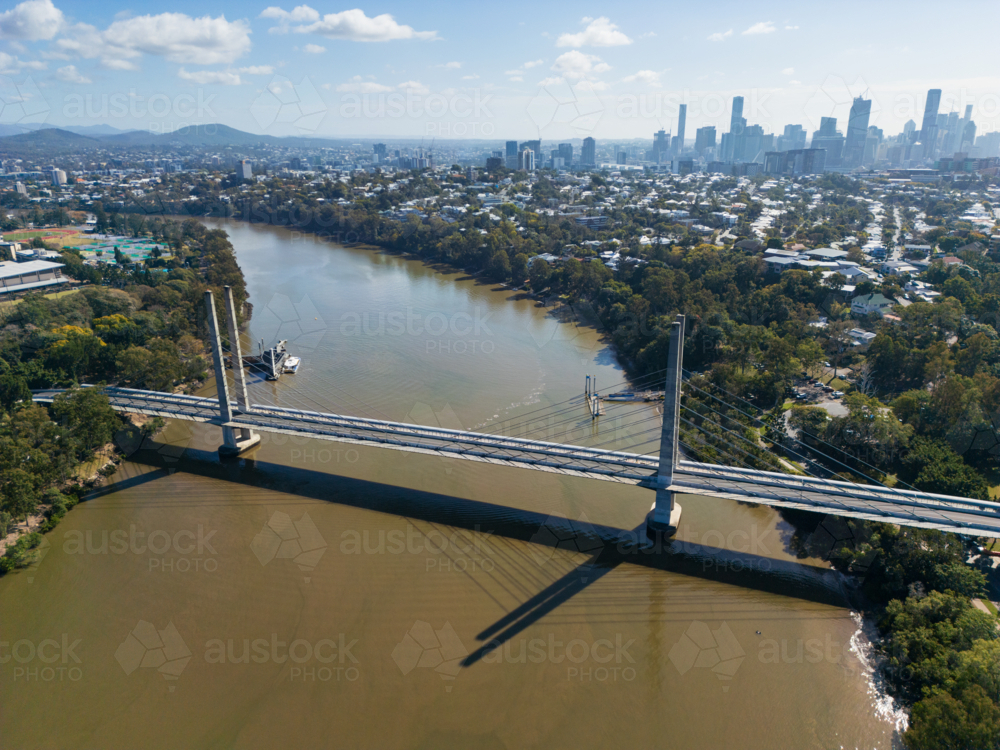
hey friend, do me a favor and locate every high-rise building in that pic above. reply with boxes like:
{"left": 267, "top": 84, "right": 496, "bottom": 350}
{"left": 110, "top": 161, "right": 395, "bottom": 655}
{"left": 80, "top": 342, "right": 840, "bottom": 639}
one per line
{"left": 763, "top": 148, "right": 826, "bottom": 176}
{"left": 14, "top": 181, "right": 26, "bottom": 196}
{"left": 777, "top": 124, "right": 806, "bottom": 152}
{"left": 505, "top": 140, "right": 518, "bottom": 169}
{"left": 695, "top": 126, "right": 716, "bottom": 155}
{"left": 238, "top": 160, "right": 252, "bottom": 181}
{"left": 581, "top": 137, "right": 596, "bottom": 166}
{"left": 742, "top": 124, "right": 766, "bottom": 163}
{"left": 673, "top": 104, "right": 687, "bottom": 155}
{"left": 519, "top": 140, "right": 541, "bottom": 166}
{"left": 843, "top": 97, "right": 872, "bottom": 167}
{"left": 518, "top": 148, "right": 535, "bottom": 171}
{"left": 920, "top": 89, "right": 942, "bottom": 158}
{"left": 723, "top": 96, "right": 746, "bottom": 161}
{"left": 373, "top": 143, "right": 387, "bottom": 164}
{"left": 811, "top": 117, "right": 844, "bottom": 164}
{"left": 651, "top": 129, "right": 669, "bottom": 163}
{"left": 50, "top": 168, "right": 66, "bottom": 185}
{"left": 558, "top": 143, "right": 573, "bottom": 166}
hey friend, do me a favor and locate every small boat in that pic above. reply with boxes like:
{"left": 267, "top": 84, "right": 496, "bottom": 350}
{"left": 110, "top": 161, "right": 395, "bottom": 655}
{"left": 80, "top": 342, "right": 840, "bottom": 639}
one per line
{"left": 605, "top": 392, "right": 635, "bottom": 401}
{"left": 283, "top": 356, "right": 301, "bottom": 374}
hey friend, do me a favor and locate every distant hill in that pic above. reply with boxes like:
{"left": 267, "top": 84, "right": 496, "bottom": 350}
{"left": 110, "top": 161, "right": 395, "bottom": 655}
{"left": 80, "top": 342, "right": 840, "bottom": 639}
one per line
{"left": 0, "top": 128, "right": 100, "bottom": 146}
{"left": 0, "top": 122, "right": 337, "bottom": 152}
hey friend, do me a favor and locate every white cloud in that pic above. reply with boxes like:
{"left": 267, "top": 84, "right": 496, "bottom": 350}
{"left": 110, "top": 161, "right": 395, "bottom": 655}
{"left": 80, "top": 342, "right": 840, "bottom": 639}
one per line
{"left": 557, "top": 17, "right": 631, "bottom": 47}
{"left": 56, "top": 64, "right": 90, "bottom": 84}
{"left": 0, "top": 51, "right": 46, "bottom": 74}
{"left": 623, "top": 69, "right": 661, "bottom": 86}
{"left": 784, "top": 25, "right": 799, "bottom": 30}
{"left": 102, "top": 58, "right": 137, "bottom": 70}
{"left": 397, "top": 80, "right": 429, "bottom": 94}
{"left": 0, "top": 0, "right": 63, "bottom": 41}
{"left": 335, "top": 78, "right": 393, "bottom": 93}
{"left": 537, "top": 76, "right": 563, "bottom": 87}
{"left": 742, "top": 21, "right": 776, "bottom": 35}
{"left": 523, "top": 59, "right": 544, "bottom": 69}
{"left": 303, "top": 43, "right": 325, "bottom": 54}
{"left": 238, "top": 65, "right": 273, "bottom": 75}
{"left": 551, "top": 50, "right": 609, "bottom": 80}
{"left": 782, "top": 67, "right": 794, "bottom": 75}
{"left": 441, "top": 61, "right": 461, "bottom": 69}
{"left": 708, "top": 29, "right": 732, "bottom": 42}
{"left": 178, "top": 67, "right": 242, "bottom": 85}
{"left": 508, "top": 76, "right": 522, "bottom": 82}
{"left": 261, "top": 6, "right": 437, "bottom": 41}
{"left": 57, "top": 13, "right": 251, "bottom": 67}
{"left": 461, "top": 74, "right": 478, "bottom": 80}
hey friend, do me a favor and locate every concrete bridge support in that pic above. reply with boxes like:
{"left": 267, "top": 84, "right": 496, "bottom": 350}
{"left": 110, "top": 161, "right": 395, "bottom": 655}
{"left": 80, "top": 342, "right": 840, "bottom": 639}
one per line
{"left": 204, "top": 289, "right": 260, "bottom": 456}
{"left": 646, "top": 314, "right": 685, "bottom": 539}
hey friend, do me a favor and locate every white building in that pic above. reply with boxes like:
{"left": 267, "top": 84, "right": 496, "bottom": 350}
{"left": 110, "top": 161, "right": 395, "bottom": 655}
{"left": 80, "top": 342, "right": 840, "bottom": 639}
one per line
{"left": 0, "top": 259, "right": 66, "bottom": 296}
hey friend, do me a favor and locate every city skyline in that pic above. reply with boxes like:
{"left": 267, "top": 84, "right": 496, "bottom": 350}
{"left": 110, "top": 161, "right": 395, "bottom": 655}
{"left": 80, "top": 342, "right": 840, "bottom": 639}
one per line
{"left": 0, "top": 0, "right": 998, "bottom": 139}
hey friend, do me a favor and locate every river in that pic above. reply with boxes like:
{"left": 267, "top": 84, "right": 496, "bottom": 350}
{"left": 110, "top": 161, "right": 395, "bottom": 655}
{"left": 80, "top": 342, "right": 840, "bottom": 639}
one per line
{"left": 0, "top": 219, "right": 905, "bottom": 749}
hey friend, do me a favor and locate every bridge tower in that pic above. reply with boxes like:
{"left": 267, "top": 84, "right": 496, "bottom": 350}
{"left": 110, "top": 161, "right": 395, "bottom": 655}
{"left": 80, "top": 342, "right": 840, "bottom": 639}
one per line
{"left": 646, "top": 314, "right": 684, "bottom": 538}
{"left": 204, "top": 288, "right": 260, "bottom": 456}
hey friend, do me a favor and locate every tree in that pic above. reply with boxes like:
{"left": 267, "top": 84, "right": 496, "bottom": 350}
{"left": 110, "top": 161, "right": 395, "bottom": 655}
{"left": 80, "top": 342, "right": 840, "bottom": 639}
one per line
{"left": 511, "top": 253, "right": 529, "bottom": 284}
{"left": 486, "top": 250, "right": 511, "bottom": 282}
{"left": 904, "top": 686, "right": 1000, "bottom": 750}
{"left": 900, "top": 439, "right": 990, "bottom": 500}
{"left": 528, "top": 259, "right": 551, "bottom": 293}
{"left": 824, "top": 320, "right": 853, "bottom": 377}
{"left": 51, "top": 387, "right": 120, "bottom": 459}
{"left": 1, "top": 468, "right": 37, "bottom": 522}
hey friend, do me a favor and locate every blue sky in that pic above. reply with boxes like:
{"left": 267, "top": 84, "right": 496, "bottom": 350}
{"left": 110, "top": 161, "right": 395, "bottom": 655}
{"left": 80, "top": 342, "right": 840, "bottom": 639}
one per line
{"left": 2, "top": 0, "right": 999, "bottom": 140}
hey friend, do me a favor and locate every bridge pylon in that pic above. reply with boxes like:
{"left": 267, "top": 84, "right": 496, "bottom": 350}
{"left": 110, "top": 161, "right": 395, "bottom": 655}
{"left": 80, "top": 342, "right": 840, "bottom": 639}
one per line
{"left": 646, "top": 314, "right": 684, "bottom": 539}
{"left": 205, "top": 289, "right": 260, "bottom": 457}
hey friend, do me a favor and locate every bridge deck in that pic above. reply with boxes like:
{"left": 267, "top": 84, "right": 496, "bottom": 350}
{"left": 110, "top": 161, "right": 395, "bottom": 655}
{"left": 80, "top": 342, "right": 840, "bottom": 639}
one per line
{"left": 32, "top": 387, "right": 1000, "bottom": 538}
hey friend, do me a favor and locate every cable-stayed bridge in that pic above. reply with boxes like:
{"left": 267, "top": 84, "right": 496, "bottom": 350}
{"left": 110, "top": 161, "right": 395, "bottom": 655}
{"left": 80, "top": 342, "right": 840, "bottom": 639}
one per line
{"left": 31, "top": 289, "right": 1000, "bottom": 539}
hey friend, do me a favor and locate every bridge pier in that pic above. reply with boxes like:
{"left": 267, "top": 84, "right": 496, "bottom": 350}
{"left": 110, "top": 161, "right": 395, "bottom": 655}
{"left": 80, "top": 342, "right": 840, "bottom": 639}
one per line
{"left": 646, "top": 314, "right": 685, "bottom": 540}
{"left": 205, "top": 289, "right": 260, "bottom": 457}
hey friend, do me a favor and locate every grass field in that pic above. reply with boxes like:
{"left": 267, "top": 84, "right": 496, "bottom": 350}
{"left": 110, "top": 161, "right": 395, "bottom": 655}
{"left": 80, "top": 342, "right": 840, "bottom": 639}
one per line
{"left": 5, "top": 228, "right": 78, "bottom": 241}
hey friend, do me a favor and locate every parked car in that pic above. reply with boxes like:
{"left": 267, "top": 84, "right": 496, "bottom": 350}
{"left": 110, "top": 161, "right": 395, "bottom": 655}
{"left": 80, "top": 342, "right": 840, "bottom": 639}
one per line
{"left": 832, "top": 391, "right": 844, "bottom": 398}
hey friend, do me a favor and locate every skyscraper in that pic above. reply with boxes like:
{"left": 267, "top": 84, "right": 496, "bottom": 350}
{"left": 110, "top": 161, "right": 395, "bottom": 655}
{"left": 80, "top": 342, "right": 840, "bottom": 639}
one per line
{"left": 505, "top": 140, "right": 518, "bottom": 169}
{"left": 843, "top": 97, "right": 872, "bottom": 167}
{"left": 581, "top": 137, "right": 596, "bottom": 166}
{"left": 724, "top": 96, "right": 747, "bottom": 161}
{"left": 811, "top": 117, "right": 844, "bottom": 164}
{"left": 673, "top": 104, "right": 687, "bottom": 155}
{"left": 695, "top": 126, "right": 716, "bottom": 155}
{"left": 777, "top": 124, "right": 806, "bottom": 152}
{"left": 652, "top": 129, "right": 669, "bottom": 162}
{"left": 373, "top": 143, "right": 387, "bottom": 163}
{"left": 558, "top": 143, "right": 573, "bottom": 166}
{"left": 920, "top": 89, "right": 942, "bottom": 158}
{"left": 518, "top": 148, "right": 535, "bottom": 171}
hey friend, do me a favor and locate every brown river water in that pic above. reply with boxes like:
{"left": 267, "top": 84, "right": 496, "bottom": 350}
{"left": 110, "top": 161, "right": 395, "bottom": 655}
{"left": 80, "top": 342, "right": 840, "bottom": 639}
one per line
{"left": 0, "top": 219, "right": 906, "bottom": 749}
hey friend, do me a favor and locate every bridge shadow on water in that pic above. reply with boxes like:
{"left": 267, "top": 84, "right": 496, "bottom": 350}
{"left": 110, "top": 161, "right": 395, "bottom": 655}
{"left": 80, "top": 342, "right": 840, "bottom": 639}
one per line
{"left": 112, "top": 442, "right": 861, "bottom": 668}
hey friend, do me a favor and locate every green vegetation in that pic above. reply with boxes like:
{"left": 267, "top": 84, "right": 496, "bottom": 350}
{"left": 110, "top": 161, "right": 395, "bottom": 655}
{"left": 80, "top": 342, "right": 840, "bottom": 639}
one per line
{"left": 0, "top": 218, "right": 247, "bottom": 572}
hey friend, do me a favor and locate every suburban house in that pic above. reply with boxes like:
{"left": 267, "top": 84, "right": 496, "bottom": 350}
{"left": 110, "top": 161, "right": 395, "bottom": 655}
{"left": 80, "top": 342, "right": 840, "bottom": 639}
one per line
{"left": 848, "top": 328, "right": 877, "bottom": 346}
{"left": 851, "top": 292, "right": 895, "bottom": 317}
